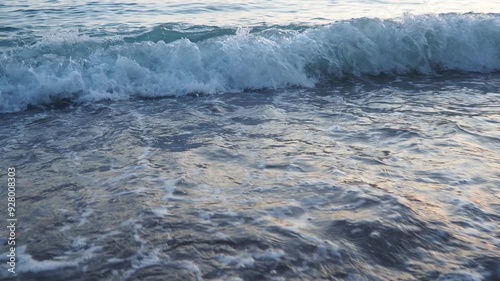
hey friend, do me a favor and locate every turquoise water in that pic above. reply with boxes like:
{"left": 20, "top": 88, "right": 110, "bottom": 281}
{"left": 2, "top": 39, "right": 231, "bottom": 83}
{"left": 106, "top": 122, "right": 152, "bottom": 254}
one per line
{"left": 1, "top": 0, "right": 500, "bottom": 48}
{"left": 0, "top": 1, "right": 499, "bottom": 281}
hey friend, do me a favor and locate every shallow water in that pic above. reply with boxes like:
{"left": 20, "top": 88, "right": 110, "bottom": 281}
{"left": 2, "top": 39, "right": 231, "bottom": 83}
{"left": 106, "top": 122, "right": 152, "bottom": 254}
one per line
{"left": 0, "top": 1, "right": 500, "bottom": 280}
{"left": 1, "top": 75, "right": 499, "bottom": 280}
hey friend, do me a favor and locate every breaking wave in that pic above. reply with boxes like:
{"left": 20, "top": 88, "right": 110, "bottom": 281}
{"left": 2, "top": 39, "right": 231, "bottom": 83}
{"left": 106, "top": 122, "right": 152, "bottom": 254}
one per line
{"left": 1, "top": 13, "right": 499, "bottom": 112}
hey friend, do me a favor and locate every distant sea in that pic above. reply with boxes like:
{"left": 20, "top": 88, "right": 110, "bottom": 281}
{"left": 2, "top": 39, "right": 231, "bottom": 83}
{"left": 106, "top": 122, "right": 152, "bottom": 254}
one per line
{"left": 0, "top": 1, "right": 499, "bottom": 281}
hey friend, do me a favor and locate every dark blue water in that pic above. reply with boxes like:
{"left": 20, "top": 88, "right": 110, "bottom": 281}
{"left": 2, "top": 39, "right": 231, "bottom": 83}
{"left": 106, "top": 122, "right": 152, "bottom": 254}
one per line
{"left": 0, "top": 1, "right": 499, "bottom": 281}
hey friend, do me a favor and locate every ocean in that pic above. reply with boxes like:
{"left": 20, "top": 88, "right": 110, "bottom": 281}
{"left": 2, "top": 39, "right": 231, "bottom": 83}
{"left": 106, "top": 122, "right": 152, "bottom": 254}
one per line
{"left": 0, "top": 1, "right": 499, "bottom": 280}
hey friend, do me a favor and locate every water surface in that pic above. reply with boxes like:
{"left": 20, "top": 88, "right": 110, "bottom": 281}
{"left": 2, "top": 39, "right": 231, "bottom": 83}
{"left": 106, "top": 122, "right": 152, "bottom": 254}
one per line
{"left": 0, "top": 1, "right": 499, "bottom": 280}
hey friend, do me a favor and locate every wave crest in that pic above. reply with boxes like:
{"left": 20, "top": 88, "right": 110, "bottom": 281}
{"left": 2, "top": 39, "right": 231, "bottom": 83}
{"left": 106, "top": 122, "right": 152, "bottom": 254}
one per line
{"left": 1, "top": 13, "right": 499, "bottom": 112}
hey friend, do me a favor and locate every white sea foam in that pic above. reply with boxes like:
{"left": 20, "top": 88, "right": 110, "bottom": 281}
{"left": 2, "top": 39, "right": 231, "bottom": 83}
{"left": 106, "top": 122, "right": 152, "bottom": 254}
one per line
{"left": 0, "top": 245, "right": 102, "bottom": 277}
